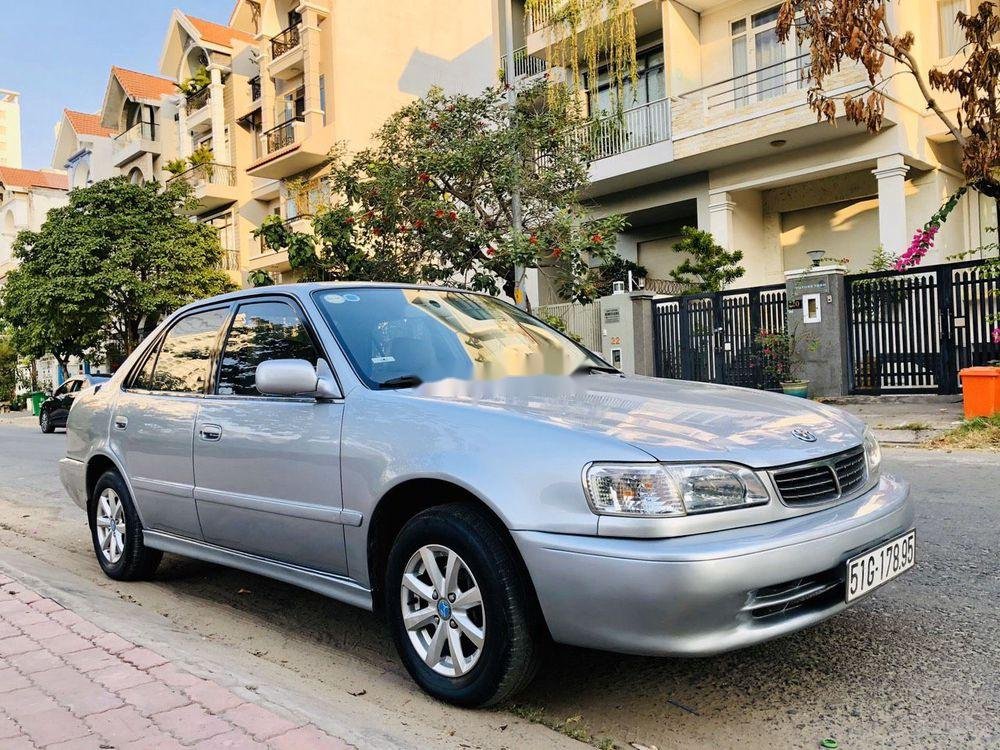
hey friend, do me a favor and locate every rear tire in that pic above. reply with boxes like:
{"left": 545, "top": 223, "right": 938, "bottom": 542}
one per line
{"left": 385, "top": 503, "right": 541, "bottom": 707}
{"left": 89, "top": 471, "right": 162, "bottom": 581}
{"left": 39, "top": 409, "right": 54, "bottom": 434}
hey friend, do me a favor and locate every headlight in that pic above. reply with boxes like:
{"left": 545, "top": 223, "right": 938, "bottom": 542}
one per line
{"left": 863, "top": 427, "right": 881, "bottom": 477}
{"left": 585, "top": 463, "right": 770, "bottom": 517}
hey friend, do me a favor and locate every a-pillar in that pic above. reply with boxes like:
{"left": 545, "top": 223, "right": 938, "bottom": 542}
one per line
{"left": 208, "top": 64, "right": 229, "bottom": 164}
{"left": 872, "top": 154, "right": 909, "bottom": 256}
{"left": 708, "top": 191, "right": 736, "bottom": 248}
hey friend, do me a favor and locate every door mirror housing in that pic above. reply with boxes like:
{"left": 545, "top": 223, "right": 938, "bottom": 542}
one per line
{"left": 254, "top": 359, "right": 340, "bottom": 399}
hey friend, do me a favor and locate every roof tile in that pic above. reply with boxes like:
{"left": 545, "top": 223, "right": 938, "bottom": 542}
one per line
{"left": 187, "top": 15, "right": 256, "bottom": 47}
{"left": 0, "top": 167, "right": 68, "bottom": 191}
{"left": 111, "top": 66, "right": 176, "bottom": 102}
{"left": 64, "top": 110, "right": 115, "bottom": 138}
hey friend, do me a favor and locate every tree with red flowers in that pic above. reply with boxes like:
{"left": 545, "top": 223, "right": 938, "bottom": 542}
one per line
{"left": 255, "top": 83, "right": 626, "bottom": 306}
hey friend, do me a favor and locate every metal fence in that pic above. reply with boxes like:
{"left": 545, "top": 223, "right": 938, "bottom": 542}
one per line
{"left": 845, "top": 259, "right": 999, "bottom": 394}
{"left": 653, "top": 284, "right": 787, "bottom": 388}
{"left": 569, "top": 98, "right": 671, "bottom": 160}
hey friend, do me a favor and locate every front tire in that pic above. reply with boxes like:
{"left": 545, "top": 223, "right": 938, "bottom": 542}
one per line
{"left": 89, "top": 471, "right": 162, "bottom": 581}
{"left": 385, "top": 503, "right": 541, "bottom": 707}
{"left": 39, "top": 409, "right": 54, "bottom": 434}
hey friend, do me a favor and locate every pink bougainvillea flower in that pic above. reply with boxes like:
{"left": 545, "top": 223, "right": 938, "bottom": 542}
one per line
{"left": 992, "top": 326, "right": 1000, "bottom": 344}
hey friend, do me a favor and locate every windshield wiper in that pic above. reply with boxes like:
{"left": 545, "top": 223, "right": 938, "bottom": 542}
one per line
{"left": 377, "top": 374, "right": 424, "bottom": 389}
{"left": 572, "top": 363, "right": 623, "bottom": 376}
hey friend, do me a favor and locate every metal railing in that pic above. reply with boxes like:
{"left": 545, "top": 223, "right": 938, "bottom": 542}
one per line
{"left": 166, "top": 163, "right": 236, "bottom": 188}
{"left": 219, "top": 248, "right": 240, "bottom": 271}
{"left": 249, "top": 75, "right": 261, "bottom": 102}
{"left": 186, "top": 86, "right": 211, "bottom": 113}
{"left": 113, "top": 121, "right": 155, "bottom": 146}
{"left": 682, "top": 53, "right": 811, "bottom": 111}
{"left": 569, "top": 98, "right": 671, "bottom": 160}
{"left": 271, "top": 23, "right": 301, "bottom": 58}
{"left": 528, "top": 0, "right": 560, "bottom": 32}
{"left": 502, "top": 46, "right": 548, "bottom": 80}
{"left": 263, "top": 116, "right": 303, "bottom": 153}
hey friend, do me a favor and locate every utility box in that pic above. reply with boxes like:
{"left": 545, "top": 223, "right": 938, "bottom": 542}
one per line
{"left": 599, "top": 293, "right": 633, "bottom": 373}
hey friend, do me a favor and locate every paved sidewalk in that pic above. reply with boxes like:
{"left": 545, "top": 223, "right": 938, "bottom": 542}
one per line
{"left": 818, "top": 395, "right": 964, "bottom": 445}
{"left": 0, "top": 572, "right": 353, "bottom": 750}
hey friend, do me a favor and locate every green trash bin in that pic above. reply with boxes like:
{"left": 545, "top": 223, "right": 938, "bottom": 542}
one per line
{"left": 30, "top": 391, "right": 45, "bottom": 416}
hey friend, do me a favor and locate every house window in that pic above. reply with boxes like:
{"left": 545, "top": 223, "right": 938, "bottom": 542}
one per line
{"left": 938, "top": 0, "right": 966, "bottom": 57}
{"left": 730, "top": 5, "right": 802, "bottom": 106}
{"left": 319, "top": 75, "right": 327, "bottom": 126}
{"left": 586, "top": 45, "right": 665, "bottom": 116}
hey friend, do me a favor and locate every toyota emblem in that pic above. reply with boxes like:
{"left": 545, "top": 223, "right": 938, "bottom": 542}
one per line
{"left": 792, "top": 427, "right": 817, "bottom": 442}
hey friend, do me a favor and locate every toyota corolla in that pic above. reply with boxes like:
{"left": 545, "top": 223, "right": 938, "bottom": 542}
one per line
{"left": 59, "top": 284, "right": 915, "bottom": 706}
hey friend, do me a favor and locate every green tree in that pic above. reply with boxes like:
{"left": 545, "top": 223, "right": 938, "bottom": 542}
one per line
{"left": 668, "top": 226, "right": 746, "bottom": 294}
{"left": 0, "top": 328, "right": 17, "bottom": 404}
{"left": 0, "top": 178, "right": 235, "bottom": 371}
{"left": 256, "top": 83, "right": 627, "bottom": 306}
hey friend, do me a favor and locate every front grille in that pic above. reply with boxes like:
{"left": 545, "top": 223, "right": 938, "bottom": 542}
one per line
{"left": 745, "top": 567, "right": 844, "bottom": 620}
{"left": 771, "top": 446, "right": 868, "bottom": 505}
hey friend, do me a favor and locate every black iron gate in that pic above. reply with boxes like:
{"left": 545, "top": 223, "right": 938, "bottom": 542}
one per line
{"left": 845, "top": 259, "right": 1000, "bottom": 394}
{"left": 652, "top": 284, "right": 787, "bottom": 388}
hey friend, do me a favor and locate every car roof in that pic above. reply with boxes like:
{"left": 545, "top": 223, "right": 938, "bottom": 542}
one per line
{"left": 175, "top": 282, "right": 490, "bottom": 314}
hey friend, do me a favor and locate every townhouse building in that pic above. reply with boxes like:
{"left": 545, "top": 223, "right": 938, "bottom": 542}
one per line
{"left": 497, "top": 0, "right": 995, "bottom": 302}
{"left": 0, "top": 90, "right": 22, "bottom": 168}
{"left": 52, "top": 110, "right": 117, "bottom": 189}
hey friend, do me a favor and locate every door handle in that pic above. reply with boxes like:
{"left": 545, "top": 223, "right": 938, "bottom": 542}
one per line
{"left": 113, "top": 415, "right": 128, "bottom": 431}
{"left": 198, "top": 424, "right": 222, "bottom": 441}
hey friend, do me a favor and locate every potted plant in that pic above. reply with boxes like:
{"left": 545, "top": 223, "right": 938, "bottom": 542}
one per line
{"left": 188, "top": 145, "right": 215, "bottom": 182}
{"left": 164, "top": 158, "right": 189, "bottom": 177}
{"left": 755, "top": 329, "right": 809, "bottom": 397}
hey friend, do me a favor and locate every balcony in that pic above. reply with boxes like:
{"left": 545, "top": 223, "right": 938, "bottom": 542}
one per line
{"left": 501, "top": 46, "right": 548, "bottom": 84}
{"left": 671, "top": 53, "right": 873, "bottom": 160}
{"left": 571, "top": 98, "right": 671, "bottom": 160}
{"left": 270, "top": 23, "right": 301, "bottom": 59}
{"left": 248, "top": 115, "right": 329, "bottom": 179}
{"left": 186, "top": 86, "right": 210, "bottom": 114}
{"left": 113, "top": 121, "right": 159, "bottom": 167}
{"left": 167, "top": 163, "right": 237, "bottom": 214}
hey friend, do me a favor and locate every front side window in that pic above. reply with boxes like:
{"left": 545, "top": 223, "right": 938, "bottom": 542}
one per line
{"left": 149, "top": 308, "right": 229, "bottom": 394}
{"left": 314, "top": 288, "right": 606, "bottom": 388}
{"left": 217, "top": 300, "right": 320, "bottom": 396}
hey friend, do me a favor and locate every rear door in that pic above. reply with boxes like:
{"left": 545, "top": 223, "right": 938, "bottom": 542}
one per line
{"left": 193, "top": 297, "right": 348, "bottom": 575}
{"left": 110, "top": 306, "right": 230, "bottom": 539}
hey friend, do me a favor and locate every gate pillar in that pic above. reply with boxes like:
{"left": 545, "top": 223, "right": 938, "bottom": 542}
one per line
{"left": 598, "top": 291, "right": 656, "bottom": 376}
{"left": 784, "top": 264, "right": 850, "bottom": 397}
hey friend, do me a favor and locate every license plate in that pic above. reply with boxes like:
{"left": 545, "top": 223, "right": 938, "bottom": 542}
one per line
{"left": 846, "top": 530, "right": 915, "bottom": 603}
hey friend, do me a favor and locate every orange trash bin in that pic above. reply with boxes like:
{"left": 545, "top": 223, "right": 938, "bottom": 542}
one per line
{"left": 959, "top": 366, "right": 1000, "bottom": 419}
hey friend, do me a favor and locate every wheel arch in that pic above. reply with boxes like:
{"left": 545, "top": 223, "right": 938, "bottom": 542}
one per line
{"left": 366, "top": 478, "right": 548, "bottom": 636}
{"left": 85, "top": 452, "right": 126, "bottom": 512}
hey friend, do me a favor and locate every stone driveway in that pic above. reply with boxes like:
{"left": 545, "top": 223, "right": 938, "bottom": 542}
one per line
{"left": 0, "top": 572, "right": 353, "bottom": 749}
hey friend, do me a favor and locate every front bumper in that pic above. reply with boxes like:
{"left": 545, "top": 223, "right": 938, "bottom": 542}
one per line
{"left": 513, "top": 474, "right": 913, "bottom": 656}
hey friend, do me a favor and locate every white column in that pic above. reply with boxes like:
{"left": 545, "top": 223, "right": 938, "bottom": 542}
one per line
{"left": 872, "top": 154, "right": 909, "bottom": 255}
{"left": 298, "top": 4, "right": 325, "bottom": 133}
{"left": 708, "top": 191, "right": 736, "bottom": 248}
{"left": 208, "top": 65, "right": 229, "bottom": 164}
{"left": 175, "top": 98, "right": 192, "bottom": 159}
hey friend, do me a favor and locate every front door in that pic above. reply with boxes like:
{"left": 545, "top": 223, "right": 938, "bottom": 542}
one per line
{"left": 110, "top": 306, "right": 231, "bottom": 538}
{"left": 193, "top": 298, "right": 348, "bottom": 575}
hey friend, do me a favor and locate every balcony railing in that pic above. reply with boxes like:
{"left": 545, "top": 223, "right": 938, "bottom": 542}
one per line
{"left": 684, "top": 53, "right": 811, "bottom": 111}
{"left": 186, "top": 86, "right": 211, "bottom": 113}
{"left": 249, "top": 75, "right": 261, "bottom": 102}
{"left": 271, "top": 23, "right": 301, "bottom": 58}
{"left": 113, "top": 121, "right": 156, "bottom": 147}
{"left": 166, "top": 163, "right": 237, "bottom": 189}
{"left": 219, "top": 248, "right": 240, "bottom": 271}
{"left": 528, "top": 0, "right": 560, "bottom": 32}
{"left": 501, "top": 46, "right": 548, "bottom": 81}
{"left": 569, "top": 98, "right": 671, "bottom": 160}
{"left": 263, "top": 116, "right": 304, "bottom": 154}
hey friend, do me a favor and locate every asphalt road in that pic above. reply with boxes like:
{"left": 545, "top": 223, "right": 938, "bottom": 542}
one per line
{"left": 0, "top": 413, "right": 997, "bottom": 749}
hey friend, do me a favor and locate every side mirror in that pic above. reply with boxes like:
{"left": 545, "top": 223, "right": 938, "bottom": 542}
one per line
{"left": 255, "top": 359, "right": 340, "bottom": 399}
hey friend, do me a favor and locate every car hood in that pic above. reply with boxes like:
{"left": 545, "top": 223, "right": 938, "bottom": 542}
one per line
{"left": 411, "top": 374, "right": 864, "bottom": 468}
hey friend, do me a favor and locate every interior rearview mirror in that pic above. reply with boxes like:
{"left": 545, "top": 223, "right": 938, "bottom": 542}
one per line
{"left": 255, "top": 359, "right": 339, "bottom": 399}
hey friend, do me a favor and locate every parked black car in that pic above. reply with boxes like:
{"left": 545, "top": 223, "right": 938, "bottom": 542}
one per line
{"left": 39, "top": 374, "right": 112, "bottom": 433}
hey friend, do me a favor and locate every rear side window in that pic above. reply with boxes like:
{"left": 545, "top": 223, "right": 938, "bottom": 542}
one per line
{"left": 148, "top": 308, "right": 229, "bottom": 394}
{"left": 217, "top": 300, "right": 319, "bottom": 396}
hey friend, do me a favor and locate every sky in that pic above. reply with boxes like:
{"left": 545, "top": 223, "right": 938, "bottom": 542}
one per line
{"left": 0, "top": 1, "right": 234, "bottom": 171}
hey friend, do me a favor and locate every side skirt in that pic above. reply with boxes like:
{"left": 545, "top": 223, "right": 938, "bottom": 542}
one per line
{"left": 143, "top": 531, "right": 373, "bottom": 611}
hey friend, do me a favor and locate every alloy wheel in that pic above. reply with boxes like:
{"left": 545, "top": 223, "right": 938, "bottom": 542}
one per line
{"left": 400, "top": 544, "right": 486, "bottom": 678}
{"left": 95, "top": 488, "right": 126, "bottom": 564}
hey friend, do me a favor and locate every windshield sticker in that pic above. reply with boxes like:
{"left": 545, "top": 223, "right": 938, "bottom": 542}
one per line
{"left": 326, "top": 294, "right": 345, "bottom": 304}
{"left": 343, "top": 293, "right": 361, "bottom": 302}
{"left": 372, "top": 356, "right": 395, "bottom": 364}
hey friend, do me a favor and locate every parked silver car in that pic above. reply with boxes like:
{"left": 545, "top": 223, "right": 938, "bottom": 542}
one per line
{"left": 60, "top": 284, "right": 915, "bottom": 706}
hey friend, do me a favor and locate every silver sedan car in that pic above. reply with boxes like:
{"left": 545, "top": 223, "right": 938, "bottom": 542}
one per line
{"left": 60, "top": 284, "right": 915, "bottom": 706}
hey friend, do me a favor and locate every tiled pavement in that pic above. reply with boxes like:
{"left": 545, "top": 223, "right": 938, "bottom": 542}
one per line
{"left": 0, "top": 572, "right": 354, "bottom": 749}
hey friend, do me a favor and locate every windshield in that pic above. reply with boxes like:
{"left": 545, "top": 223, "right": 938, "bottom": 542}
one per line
{"left": 313, "top": 287, "right": 608, "bottom": 387}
